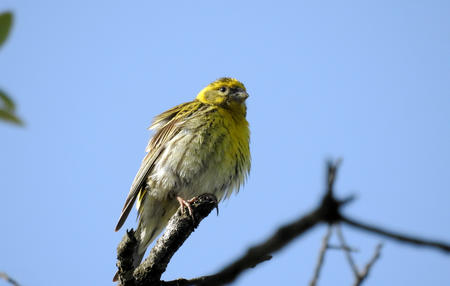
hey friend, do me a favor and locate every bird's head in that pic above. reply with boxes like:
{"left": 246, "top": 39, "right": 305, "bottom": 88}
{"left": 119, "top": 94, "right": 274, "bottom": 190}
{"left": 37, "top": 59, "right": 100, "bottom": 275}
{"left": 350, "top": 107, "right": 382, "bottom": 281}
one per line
{"left": 196, "top": 78, "right": 249, "bottom": 112}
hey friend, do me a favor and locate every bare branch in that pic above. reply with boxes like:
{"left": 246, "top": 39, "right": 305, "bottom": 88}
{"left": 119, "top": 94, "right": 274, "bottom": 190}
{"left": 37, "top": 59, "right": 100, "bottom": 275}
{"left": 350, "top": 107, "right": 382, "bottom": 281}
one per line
{"left": 353, "top": 244, "right": 383, "bottom": 286}
{"left": 115, "top": 160, "right": 450, "bottom": 286}
{"left": 134, "top": 194, "right": 218, "bottom": 286}
{"left": 341, "top": 216, "right": 450, "bottom": 254}
{"left": 162, "top": 161, "right": 345, "bottom": 285}
{"left": 0, "top": 272, "right": 20, "bottom": 286}
{"left": 326, "top": 159, "right": 342, "bottom": 197}
{"left": 327, "top": 245, "right": 359, "bottom": 252}
{"left": 116, "top": 230, "right": 139, "bottom": 286}
{"left": 116, "top": 193, "right": 218, "bottom": 286}
{"left": 164, "top": 206, "right": 325, "bottom": 285}
{"left": 336, "top": 224, "right": 359, "bottom": 277}
{"left": 309, "top": 225, "right": 333, "bottom": 286}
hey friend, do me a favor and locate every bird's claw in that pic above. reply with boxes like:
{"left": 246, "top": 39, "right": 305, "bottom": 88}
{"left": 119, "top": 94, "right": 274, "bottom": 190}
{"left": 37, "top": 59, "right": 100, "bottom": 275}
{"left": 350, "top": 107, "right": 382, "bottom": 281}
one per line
{"left": 177, "top": 196, "right": 196, "bottom": 222}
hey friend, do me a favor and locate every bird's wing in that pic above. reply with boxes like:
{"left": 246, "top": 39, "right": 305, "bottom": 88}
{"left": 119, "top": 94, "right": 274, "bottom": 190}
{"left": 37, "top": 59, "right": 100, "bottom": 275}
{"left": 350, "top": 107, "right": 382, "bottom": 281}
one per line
{"left": 114, "top": 102, "right": 194, "bottom": 231}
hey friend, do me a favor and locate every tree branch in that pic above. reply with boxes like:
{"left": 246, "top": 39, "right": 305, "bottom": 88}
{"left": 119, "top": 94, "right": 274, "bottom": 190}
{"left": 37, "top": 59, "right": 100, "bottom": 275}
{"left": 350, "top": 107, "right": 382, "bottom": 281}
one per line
{"left": 353, "top": 243, "right": 383, "bottom": 286}
{"left": 162, "top": 160, "right": 345, "bottom": 286}
{"left": 0, "top": 272, "right": 21, "bottom": 286}
{"left": 115, "top": 160, "right": 450, "bottom": 286}
{"left": 116, "top": 230, "right": 139, "bottom": 286}
{"left": 336, "top": 224, "right": 360, "bottom": 277}
{"left": 116, "top": 193, "right": 218, "bottom": 286}
{"left": 309, "top": 225, "right": 333, "bottom": 286}
{"left": 341, "top": 215, "right": 450, "bottom": 254}
{"left": 166, "top": 206, "right": 325, "bottom": 285}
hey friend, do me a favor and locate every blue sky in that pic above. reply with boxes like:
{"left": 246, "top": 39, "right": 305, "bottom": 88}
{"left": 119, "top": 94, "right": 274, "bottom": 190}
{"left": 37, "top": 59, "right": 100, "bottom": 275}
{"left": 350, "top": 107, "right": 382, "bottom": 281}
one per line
{"left": 1, "top": 1, "right": 449, "bottom": 285}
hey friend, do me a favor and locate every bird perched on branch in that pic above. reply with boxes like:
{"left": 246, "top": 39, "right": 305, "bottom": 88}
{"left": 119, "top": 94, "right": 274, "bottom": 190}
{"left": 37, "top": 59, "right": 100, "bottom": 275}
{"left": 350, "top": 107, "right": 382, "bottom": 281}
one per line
{"left": 113, "top": 77, "right": 251, "bottom": 281}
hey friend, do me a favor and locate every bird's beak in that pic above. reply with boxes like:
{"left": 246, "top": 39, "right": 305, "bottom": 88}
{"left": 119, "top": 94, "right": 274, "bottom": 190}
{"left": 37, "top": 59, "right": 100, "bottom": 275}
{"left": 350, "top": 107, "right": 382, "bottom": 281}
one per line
{"left": 232, "top": 91, "right": 249, "bottom": 103}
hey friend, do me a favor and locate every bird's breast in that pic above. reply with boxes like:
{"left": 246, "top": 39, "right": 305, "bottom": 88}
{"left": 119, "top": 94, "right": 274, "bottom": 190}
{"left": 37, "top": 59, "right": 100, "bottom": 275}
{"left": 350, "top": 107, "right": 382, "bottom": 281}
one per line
{"left": 148, "top": 107, "right": 250, "bottom": 201}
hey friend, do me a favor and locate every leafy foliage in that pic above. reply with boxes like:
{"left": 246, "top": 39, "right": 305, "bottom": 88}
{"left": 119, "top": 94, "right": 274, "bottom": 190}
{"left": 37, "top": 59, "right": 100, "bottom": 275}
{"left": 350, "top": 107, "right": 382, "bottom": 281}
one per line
{"left": 0, "top": 11, "right": 23, "bottom": 126}
{"left": 0, "top": 90, "right": 23, "bottom": 125}
{"left": 0, "top": 12, "right": 12, "bottom": 48}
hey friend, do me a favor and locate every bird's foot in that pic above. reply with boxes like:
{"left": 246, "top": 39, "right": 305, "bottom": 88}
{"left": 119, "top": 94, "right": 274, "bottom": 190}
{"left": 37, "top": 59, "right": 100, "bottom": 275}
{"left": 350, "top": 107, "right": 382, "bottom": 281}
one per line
{"left": 177, "top": 196, "right": 197, "bottom": 222}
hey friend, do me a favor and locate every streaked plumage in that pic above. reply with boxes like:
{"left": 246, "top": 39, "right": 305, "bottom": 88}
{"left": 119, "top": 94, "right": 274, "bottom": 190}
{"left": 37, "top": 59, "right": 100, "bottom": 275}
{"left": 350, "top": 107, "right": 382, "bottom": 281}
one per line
{"left": 114, "top": 78, "right": 251, "bottom": 281}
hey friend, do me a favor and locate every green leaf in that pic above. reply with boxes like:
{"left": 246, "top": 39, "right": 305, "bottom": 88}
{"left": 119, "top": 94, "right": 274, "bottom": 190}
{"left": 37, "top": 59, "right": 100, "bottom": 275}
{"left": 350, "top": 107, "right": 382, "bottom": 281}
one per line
{"left": 0, "top": 109, "right": 23, "bottom": 125}
{"left": 0, "top": 11, "right": 13, "bottom": 48}
{"left": 0, "top": 90, "right": 23, "bottom": 126}
{"left": 0, "top": 89, "right": 15, "bottom": 112}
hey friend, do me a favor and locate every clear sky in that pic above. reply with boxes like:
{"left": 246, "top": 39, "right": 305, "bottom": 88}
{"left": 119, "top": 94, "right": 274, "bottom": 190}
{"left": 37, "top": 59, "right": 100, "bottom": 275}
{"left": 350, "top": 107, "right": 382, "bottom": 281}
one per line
{"left": 1, "top": 1, "right": 449, "bottom": 285}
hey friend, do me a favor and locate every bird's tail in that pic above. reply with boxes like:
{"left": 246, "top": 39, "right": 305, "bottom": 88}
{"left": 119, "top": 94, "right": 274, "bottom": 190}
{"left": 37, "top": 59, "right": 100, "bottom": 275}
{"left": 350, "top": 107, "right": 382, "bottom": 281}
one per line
{"left": 113, "top": 198, "right": 178, "bottom": 282}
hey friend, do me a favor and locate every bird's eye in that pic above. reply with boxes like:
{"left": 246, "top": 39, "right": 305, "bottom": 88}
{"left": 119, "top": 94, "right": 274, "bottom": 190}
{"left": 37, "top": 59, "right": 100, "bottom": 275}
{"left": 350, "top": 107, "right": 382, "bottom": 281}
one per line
{"left": 219, "top": 86, "right": 228, "bottom": 93}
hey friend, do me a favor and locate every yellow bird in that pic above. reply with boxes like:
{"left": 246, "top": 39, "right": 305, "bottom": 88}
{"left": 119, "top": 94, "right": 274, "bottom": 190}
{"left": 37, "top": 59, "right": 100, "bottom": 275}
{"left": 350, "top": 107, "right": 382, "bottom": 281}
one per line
{"left": 114, "top": 77, "right": 251, "bottom": 281}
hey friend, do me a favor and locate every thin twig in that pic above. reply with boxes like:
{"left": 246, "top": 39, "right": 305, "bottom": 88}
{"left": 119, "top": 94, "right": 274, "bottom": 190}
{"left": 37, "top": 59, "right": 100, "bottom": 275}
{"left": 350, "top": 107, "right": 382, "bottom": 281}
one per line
{"left": 341, "top": 216, "right": 450, "bottom": 254}
{"left": 353, "top": 244, "right": 383, "bottom": 286}
{"left": 326, "top": 159, "right": 342, "bottom": 196}
{"left": 0, "top": 272, "right": 21, "bottom": 286}
{"left": 327, "top": 245, "right": 359, "bottom": 252}
{"left": 335, "top": 224, "right": 359, "bottom": 277}
{"left": 309, "top": 225, "right": 333, "bottom": 286}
